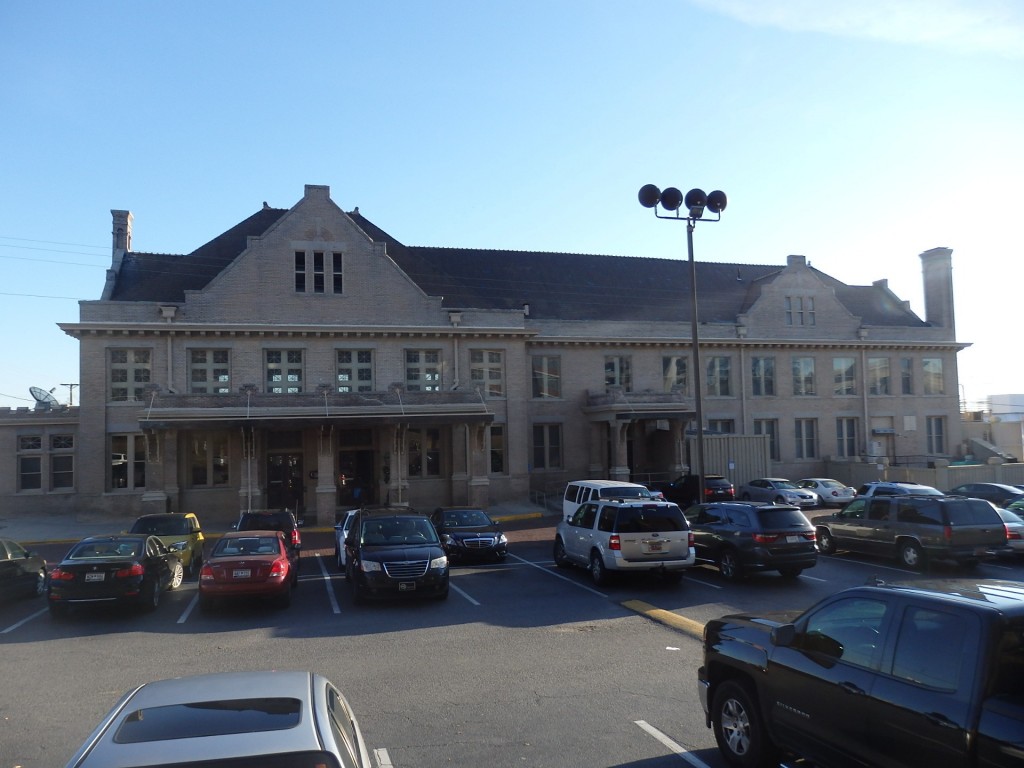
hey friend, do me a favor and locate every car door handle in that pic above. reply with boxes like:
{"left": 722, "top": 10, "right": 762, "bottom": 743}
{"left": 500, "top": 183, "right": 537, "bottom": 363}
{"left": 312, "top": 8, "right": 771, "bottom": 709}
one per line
{"left": 838, "top": 681, "right": 866, "bottom": 695}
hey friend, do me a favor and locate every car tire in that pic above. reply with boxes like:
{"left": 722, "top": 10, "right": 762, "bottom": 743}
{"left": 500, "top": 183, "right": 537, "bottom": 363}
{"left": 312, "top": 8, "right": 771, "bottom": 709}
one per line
{"left": 169, "top": 561, "right": 184, "bottom": 590}
{"left": 589, "top": 551, "right": 610, "bottom": 587}
{"left": 741, "top": 493, "right": 752, "bottom": 501}
{"left": 553, "top": 537, "right": 571, "bottom": 568}
{"left": 336, "top": 548, "right": 345, "bottom": 571}
{"left": 435, "top": 587, "right": 450, "bottom": 600}
{"left": 277, "top": 589, "right": 292, "bottom": 609}
{"left": 33, "top": 569, "right": 46, "bottom": 598}
{"left": 143, "top": 580, "right": 161, "bottom": 612}
{"left": 898, "top": 540, "right": 924, "bottom": 570}
{"left": 778, "top": 567, "right": 803, "bottom": 578}
{"left": 717, "top": 549, "right": 743, "bottom": 581}
{"left": 711, "top": 680, "right": 777, "bottom": 768}
{"left": 774, "top": 496, "right": 786, "bottom": 504}
{"left": 189, "top": 550, "right": 203, "bottom": 578}
{"left": 816, "top": 527, "right": 837, "bottom": 555}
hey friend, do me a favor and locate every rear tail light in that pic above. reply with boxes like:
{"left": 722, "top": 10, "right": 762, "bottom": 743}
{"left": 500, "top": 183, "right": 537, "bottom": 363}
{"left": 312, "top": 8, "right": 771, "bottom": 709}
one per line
{"left": 115, "top": 563, "right": 144, "bottom": 578}
{"left": 199, "top": 564, "right": 214, "bottom": 581}
{"left": 943, "top": 525, "right": 953, "bottom": 543}
{"left": 609, "top": 535, "right": 621, "bottom": 551}
{"left": 269, "top": 558, "right": 288, "bottom": 578}
{"left": 752, "top": 533, "right": 779, "bottom": 543}
{"left": 49, "top": 568, "right": 74, "bottom": 581}
{"left": 688, "top": 531, "right": 695, "bottom": 547}
{"left": 1006, "top": 525, "right": 1021, "bottom": 541}
{"left": 803, "top": 531, "right": 817, "bottom": 541}
{"left": 291, "top": 530, "right": 301, "bottom": 547}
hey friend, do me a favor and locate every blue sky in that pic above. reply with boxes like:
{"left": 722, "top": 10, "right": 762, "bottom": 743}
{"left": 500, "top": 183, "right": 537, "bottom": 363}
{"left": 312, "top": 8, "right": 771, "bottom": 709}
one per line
{"left": 1, "top": 0, "right": 1021, "bottom": 410}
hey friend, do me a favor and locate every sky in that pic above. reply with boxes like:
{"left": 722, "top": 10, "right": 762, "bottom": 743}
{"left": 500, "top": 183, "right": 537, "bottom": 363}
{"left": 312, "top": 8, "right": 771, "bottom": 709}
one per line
{"left": 1, "top": 0, "right": 1021, "bottom": 412}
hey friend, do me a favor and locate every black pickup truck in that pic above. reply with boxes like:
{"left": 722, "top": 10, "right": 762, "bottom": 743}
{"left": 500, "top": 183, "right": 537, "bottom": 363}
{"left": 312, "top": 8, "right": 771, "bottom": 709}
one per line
{"left": 698, "top": 578, "right": 1024, "bottom": 767}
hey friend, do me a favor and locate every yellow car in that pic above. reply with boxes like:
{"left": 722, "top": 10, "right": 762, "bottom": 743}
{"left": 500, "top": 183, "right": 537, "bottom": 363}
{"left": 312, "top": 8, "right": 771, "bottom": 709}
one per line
{"left": 127, "top": 513, "right": 205, "bottom": 576}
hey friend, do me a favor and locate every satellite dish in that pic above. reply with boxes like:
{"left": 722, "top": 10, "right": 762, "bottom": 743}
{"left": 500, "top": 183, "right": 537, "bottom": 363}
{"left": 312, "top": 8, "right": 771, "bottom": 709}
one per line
{"left": 30, "top": 386, "right": 60, "bottom": 411}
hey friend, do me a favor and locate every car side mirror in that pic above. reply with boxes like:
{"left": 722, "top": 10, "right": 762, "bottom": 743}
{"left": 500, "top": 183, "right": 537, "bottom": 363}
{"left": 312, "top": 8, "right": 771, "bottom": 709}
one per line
{"left": 770, "top": 624, "right": 797, "bottom": 647}
{"left": 230, "top": 522, "right": 239, "bottom": 530}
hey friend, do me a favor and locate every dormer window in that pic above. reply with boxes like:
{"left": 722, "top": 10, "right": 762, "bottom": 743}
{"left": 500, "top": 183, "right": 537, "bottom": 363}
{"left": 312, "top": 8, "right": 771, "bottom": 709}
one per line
{"left": 785, "top": 296, "right": 815, "bottom": 326}
{"left": 295, "top": 250, "right": 343, "bottom": 294}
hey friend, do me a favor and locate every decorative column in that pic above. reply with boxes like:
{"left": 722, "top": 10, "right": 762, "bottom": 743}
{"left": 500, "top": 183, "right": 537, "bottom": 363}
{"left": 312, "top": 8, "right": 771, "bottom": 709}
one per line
{"left": 315, "top": 425, "right": 336, "bottom": 526}
{"left": 609, "top": 421, "right": 631, "bottom": 482}
{"left": 451, "top": 423, "right": 470, "bottom": 506}
{"left": 467, "top": 423, "right": 490, "bottom": 508}
{"left": 588, "top": 422, "right": 605, "bottom": 477}
{"left": 140, "top": 428, "right": 170, "bottom": 514}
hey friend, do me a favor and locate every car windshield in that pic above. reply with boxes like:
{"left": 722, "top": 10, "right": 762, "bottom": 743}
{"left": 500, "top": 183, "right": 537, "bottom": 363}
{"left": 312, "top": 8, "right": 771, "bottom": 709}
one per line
{"left": 361, "top": 518, "right": 439, "bottom": 545}
{"left": 615, "top": 505, "right": 686, "bottom": 533}
{"left": 131, "top": 516, "right": 190, "bottom": 536}
{"left": 815, "top": 480, "right": 844, "bottom": 489}
{"left": 772, "top": 480, "right": 798, "bottom": 489}
{"left": 756, "top": 508, "right": 810, "bottom": 529}
{"left": 442, "top": 510, "right": 491, "bottom": 527}
{"left": 69, "top": 539, "right": 142, "bottom": 559}
{"left": 214, "top": 536, "right": 280, "bottom": 556}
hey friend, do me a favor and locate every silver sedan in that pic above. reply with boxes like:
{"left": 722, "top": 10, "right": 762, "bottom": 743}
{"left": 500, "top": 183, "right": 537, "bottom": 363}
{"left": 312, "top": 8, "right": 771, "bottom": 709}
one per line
{"left": 738, "top": 478, "right": 820, "bottom": 508}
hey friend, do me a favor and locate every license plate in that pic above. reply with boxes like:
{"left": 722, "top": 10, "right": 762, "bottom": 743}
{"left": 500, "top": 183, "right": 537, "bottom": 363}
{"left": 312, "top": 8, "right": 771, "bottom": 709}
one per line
{"left": 786, "top": 535, "right": 801, "bottom": 543}
{"left": 232, "top": 569, "right": 251, "bottom": 579}
{"left": 398, "top": 582, "right": 417, "bottom": 591}
{"left": 85, "top": 572, "right": 105, "bottom": 582}
{"left": 645, "top": 542, "right": 664, "bottom": 553}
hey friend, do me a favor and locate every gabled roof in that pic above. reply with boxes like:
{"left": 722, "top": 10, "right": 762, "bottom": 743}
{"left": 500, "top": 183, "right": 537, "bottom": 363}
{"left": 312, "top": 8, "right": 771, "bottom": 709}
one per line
{"left": 104, "top": 204, "right": 927, "bottom": 328}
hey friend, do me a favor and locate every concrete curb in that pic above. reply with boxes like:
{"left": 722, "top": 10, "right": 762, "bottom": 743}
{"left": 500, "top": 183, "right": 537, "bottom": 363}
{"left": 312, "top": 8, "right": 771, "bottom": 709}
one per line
{"left": 621, "top": 599, "right": 706, "bottom": 640}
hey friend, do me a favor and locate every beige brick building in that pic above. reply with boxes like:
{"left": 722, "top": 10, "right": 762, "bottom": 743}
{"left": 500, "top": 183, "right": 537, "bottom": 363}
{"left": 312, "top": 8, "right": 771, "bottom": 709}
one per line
{"left": 0, "top": 184, "right": 967, "bottom": 526}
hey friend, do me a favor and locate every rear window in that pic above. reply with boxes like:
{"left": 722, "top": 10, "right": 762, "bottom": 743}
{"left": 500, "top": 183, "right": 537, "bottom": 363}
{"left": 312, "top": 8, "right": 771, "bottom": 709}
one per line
{"left": 945, "top": 499, "right": 1002, "bottom": 525}
{"left": 69, "top": 539, "right": 142, "bottom": 559}
{"left": 239, "top": 514, "right": 292, "bottom": 531}
{"left": 706, "top": 478, "right": 732, "bottom": 489}
{"left": 755, "top": 507, "right": 811, "bottom": 529}
{"left": 599, "top": 486, "right": 652, "bottom": 499}
{"left": 130, "top": 516, "right": 191, "bottom": 535}
{"left": 114, "top": 697, "right": 301, "bottom": 743}
{"left": 614, "top": 505, "right": 687, "bottom": 533}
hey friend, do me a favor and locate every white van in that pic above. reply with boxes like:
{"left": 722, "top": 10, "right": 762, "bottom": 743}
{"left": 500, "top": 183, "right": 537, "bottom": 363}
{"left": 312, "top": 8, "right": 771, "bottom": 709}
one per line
{"left": 562, "top": 480, "right": 654, "bottom": 521}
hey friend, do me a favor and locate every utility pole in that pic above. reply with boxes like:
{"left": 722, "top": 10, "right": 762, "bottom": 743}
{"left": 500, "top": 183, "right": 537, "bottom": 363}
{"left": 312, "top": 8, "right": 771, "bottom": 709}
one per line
{"left": 61, "top": 383, "right": 78, "bottom": 406}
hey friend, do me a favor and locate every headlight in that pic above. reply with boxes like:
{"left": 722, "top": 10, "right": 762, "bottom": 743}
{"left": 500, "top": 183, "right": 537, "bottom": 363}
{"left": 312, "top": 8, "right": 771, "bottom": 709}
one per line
{"left": 430, "top": 555, "right": 448, "bottom": 570}
{"left": 497, "top": 534, "right": 508, "bottom": 545}
{"left": 360, "top": 560, "right": 382, "bottom": 573}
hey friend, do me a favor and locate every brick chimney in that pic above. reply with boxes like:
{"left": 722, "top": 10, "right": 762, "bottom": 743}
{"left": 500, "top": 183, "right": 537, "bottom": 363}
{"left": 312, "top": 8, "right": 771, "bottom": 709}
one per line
{"left": 920, "top": 247, "right": 955, "bottom": 335}
{"left": 111, "top": 209, "right": 133, "bottom": 255}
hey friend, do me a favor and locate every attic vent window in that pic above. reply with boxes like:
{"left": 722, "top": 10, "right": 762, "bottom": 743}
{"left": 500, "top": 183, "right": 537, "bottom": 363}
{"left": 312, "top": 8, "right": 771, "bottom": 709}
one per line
{"left": 785, "top": 296, "right": 815, "bottom": 326}
{"left": 295, "top": 250, "right": 343, "bottom": 294}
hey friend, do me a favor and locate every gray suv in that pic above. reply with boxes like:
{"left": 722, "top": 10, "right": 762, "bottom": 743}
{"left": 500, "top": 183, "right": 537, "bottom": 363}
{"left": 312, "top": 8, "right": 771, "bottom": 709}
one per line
{"left": 553, "top": 499, "right": 695, "bottom": 585}
{"left": 813, "top": 494, "right": 1006, "bottom": 568}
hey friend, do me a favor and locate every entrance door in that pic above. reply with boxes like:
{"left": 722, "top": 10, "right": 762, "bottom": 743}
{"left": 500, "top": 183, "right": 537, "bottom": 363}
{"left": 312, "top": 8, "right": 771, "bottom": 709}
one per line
{"left": 338, "top": 449, "right": 375, "bottom": 507}
{"left": 267, "top": 453, "right": 304, "bottom": 512}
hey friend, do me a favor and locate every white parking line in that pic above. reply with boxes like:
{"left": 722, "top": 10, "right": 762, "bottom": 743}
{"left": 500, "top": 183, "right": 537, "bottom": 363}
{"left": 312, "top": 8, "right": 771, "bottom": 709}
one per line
{"left": 450, "top": 582, "right": 480, "bottom": 605}
{"left": 634, "top": 720, "right": 712, "bottom": 767}
{"left": 315, "top": 555, "right": 342, "bottom": 614}
{"left": 177, "top": 594, "right": 198, "bottom": 623}
{"left": 374, "top": 747, "right": 393, "bottom": 767}
{"left": 506, "top": 553, "right": 608, "bottom": 598}
{"left": 1, "top": 607, "right": 47, "bottom": 634}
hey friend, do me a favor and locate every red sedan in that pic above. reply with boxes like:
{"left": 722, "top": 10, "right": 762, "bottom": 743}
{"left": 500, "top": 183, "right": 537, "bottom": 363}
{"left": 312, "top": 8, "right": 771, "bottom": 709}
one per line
{"left": 198, "top": 530, "right": 298, "bottom": 610}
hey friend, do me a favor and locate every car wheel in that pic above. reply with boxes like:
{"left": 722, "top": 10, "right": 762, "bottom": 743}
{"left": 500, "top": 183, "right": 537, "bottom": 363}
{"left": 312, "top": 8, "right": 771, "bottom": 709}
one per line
{"left": 817, "top": 527, "right": 837, "bottom": 555}
{"left": 169, "top": 561, "right": 184, "bottom": 590}
{"left": 589, "top": 551, "right": 610, "bottom": 587}
{"left": 277, "top": 589, "right": 292, "bottom": 609}
{"left": 778, "top": 567, "right": 803, "bottom": 578}
{"left": 717, "top": 549, "right": 743, "bottom": 581}
{"left": 143, "top": 580, "right": 161, "bottom": 612}
{"left": 33, "top": 569, "right": 46, "bottom": 597}
{"left": 189, "top": 550, "right": 203, "bottom": 578}
{"left": 774, "top": 496, "right": 787, "bottom": 504}
{"left": 48, "top": 601, "right": 69, "bottom": 619}
{"left": 435, "top": 587, "right": 450, "bottom": 600}
{"left": 553, "top": 537, "right": 571, "bottom": 568}
{"left": 741, "top": 493, "right": 751, "bottom": 501}
{"left": 898, "top": 540, "right": 924, "bottom": 570}
{"left": 336, "top": 548, "right": 345, "bottom": 571}
{"left": 711, "top": 680, "right": 777, "bottom": 768}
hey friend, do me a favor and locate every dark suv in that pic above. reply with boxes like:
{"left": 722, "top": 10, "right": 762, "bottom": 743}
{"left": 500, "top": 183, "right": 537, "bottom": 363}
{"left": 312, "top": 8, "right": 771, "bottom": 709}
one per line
{"left": 813, "top": 494, "right": 1007, "bottom": 568}
{"left": 648, "top": 474, "right": 735, "bottom": 507}
{"left": 344, "top": 510, "right": 449, "bottom": 602}
{"left": 684, "top": 501, "right": 817, "bottom": 580}
{"left": 235, "top": 510, "right": 302, "bottom": 564}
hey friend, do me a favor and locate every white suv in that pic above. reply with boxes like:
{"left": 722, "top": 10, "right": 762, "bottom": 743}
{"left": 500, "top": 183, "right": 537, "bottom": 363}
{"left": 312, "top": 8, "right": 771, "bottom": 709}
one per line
{"left": 856, "top": 481, "right": 943, "bottom": 498}
{"left": 553, "top": 498, "right": 695, "bottom": 586}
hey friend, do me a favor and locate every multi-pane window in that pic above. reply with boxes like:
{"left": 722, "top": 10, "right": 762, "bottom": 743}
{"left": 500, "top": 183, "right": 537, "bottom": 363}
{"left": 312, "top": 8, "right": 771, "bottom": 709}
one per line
{"left": 604, "top": 356, "right": 632, "bottom": 391}
{"left": 532, "top": 424, "right": 563, "bottom": 470}
{"left": 405, "top": 350, "right": 441, "bottom": 392}
{"left": 662, "top": 355, "right": 687, "bottom": 394}
{"left": 295, "top": 250, "right": 343, "bottom": 294}
{"left": 489, "top": 425, "right": 506, "bottom": 474}
{"left": 532, "top": 355, "right": 562, "bottom": 399}
{"left": 471, "top": 350, "right": 505, "bottom": 397}
{"left": 793, "top": 357, "right": 816, "bottom": 396}
{"left": 407, "top": 428, "right": 441, "bottom": 477}
{"left": 708, "top": 419, "right": 735, "bottom": 434}
{"left": 188, "top": 431, "right": 230, "bottom": 487}
{"left": 707, "top": 356, "right": 732, "bottom": 397}
{"left": 836, "top": 417, "right": 858, "bottom": 458}
{"left": 751, "top": 356, "right": 775, "bottom": 396}
{"left": 51, "top": 435, "right": 74, "bottom": 489}
{"left": 109, "top": 349, "right": 152, "bottom": 401}
{"left": 900, "top": 357, "right": 914, "bottom": 395}
{"left": 189, "top": 349, "right": 231, "bottom": 394}
{"left": 795, "top": 418, "right": 817, "bottom": 459}
{"left": 923, "top": 358, "right": 944, "bottom": 395}
{"left": 266, "top": 350, "right": 303, "bottom": 393}
{"left": 785, "top": 296, "right": 815, "bottom": 326}
{"left": 927, "top": 416, "right": 946, "bottom": 454}
{"left": 111, "top": 434, "right": 146, "bottom": 490}
{"left": 17, "top": 435, "right": 41, "bottom": 491}
{"left": 833, "top": 357, "right": 855, "bottom": 396}
{"left": 753, "top": 419, "right": 780, "bottom": 461}
{"left": 867, "top": 357, "right": 891, "bottom": 396}
{"left": 337, "top": 350, "right": 374, "bottom": 393}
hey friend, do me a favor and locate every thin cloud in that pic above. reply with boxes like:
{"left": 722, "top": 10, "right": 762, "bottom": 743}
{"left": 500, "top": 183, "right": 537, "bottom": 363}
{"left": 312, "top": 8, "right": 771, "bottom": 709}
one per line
{"left": 692, "top": 0, "right": 1024, "bottom": 58}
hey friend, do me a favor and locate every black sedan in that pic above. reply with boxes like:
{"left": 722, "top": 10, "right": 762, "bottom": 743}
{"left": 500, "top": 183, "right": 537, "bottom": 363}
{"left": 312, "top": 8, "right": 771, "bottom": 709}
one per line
{"left": 47, "top": 534, "right": 184, "bottom": 617}
{"left": 431, "top": 507, "right": 508, "bottom": 562}
{"left": 0, "top": 537, "right": 46, "bottom": 600}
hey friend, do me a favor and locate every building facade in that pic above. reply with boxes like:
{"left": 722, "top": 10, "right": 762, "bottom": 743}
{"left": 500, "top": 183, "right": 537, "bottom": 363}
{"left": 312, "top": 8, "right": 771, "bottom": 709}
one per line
{"left": 1, "top": 185, "right": 967, "bottom": 526}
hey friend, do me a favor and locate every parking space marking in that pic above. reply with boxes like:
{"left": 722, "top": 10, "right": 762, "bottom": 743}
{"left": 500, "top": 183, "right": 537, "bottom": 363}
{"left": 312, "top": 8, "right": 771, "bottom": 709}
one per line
{"left": 1, "top": 606, "right": 47, "bottom": 634}
{"left": 506, "top": 553, "right": 608, "bottom": 598}
{"left": 374, "top": 747, "right": 394, "bottom": 767}
{"left": 315, "top": 555, "right": 342, "bottom": 614}
{"left": 450, "top": 582, "right": 480, "bottom": 606}
{"left": 177, "top": 594, "right": 199, "bottom": 624}
{"left": 634, "top": 720, "right": 712, "bottom": 768}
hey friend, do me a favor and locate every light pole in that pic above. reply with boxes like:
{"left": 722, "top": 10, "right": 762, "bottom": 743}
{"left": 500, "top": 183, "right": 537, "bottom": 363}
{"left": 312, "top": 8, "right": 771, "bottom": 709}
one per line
{"left": 638, "top": 184, "right": 727, "bottom": 505}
